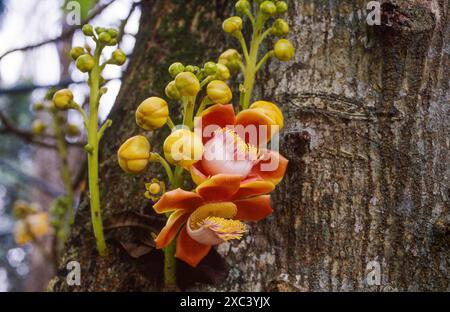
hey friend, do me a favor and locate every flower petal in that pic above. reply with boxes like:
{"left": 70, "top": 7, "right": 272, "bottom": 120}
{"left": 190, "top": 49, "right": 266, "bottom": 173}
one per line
{"left": 190, "top": 162, "right": 209, "bottom": 185}
{"left": 196, "top": 174, "right": 243, "bottom": 201}
{"left": 153, "top": 188, "right": 204, "bottom": 214}
{"left": 235, "top": 108, "right": 276, "bottom": 145}
{"left": 197, "top": 104, "right": 236, "bottom": 144}
{"left": 176, "top": 227, "right": 211, "bottom": 267}
{"left": 154, "top": 210, "right": 190, "bottom": 249}
{"left": 233, "top": 180, "right": 275, "bottom": 199}
{"left": 249, "top": 150, "right": 288, "bottom": 185}
{"left": 235, "top": 195, "right": 272, "bottom": 221}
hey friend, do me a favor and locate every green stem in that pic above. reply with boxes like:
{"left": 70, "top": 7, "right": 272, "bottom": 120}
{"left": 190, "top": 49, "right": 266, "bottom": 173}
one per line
{"left": 163, "top": 165, "right": 185, "bottom": 288}
{"left": 150, "top": 153, "right": 174, "bottom": 185}
{"left": 196, "top": 96, "right": 212, "bottom": 117}
{"left": 87, "top": 44, "right": 107, "bottom": 257}
{"left": 184, "top": 96, "right": 196, "bottom": 130}
{"left": 241, "top": 12, "right": 265, "bottom": 110}
{"left": 166, "top": 117, "right": 175, "bottom": 129}
{"left": 256, "top": 50, "right": 274, "bottom": 72}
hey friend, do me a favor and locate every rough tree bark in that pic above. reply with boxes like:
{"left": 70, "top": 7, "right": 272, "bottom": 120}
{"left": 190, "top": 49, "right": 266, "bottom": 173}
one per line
{"left": 49, "top": 0, "right": 449, "bottom": 291}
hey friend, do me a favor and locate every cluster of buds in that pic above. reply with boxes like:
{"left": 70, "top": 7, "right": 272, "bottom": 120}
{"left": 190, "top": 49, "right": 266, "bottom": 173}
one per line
{"left": 51, "top": 24, "right": 128, "bottom": 256}
{"left": 13, "top": 200, "right": 50, "bottom": 246}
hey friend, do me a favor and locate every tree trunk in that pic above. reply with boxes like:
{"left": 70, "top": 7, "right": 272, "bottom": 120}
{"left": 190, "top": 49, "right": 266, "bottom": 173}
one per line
{"left": 49, "top": 0, "right": 449, "bottom": 291}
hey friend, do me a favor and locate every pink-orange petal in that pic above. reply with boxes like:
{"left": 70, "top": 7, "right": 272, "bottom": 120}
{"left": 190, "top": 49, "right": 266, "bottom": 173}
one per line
{"left": 198, "top": 104, "right": 236, "bottom": 144}
{"left": 176, "top": 227, "right": 212, "bottom": 268}
{"left": 235, "top": 195, "right": 273, "bottom": 221}
{"left": 196, "top": 174, "right": 243, "bottom": 201}
{"left": 190, "top": 162, "right": 209, "bottom": 185}
{"left": 235, "top": 109, "right": 275, "bottom": 145}
{"left": 153, "top": 188, "right": 204, "bottom": 214}
{"left": 154, "top": 210, "right": 190, "bottom": 249}
{"left": 249, "top": 150, "right": 288, "bottom": 185}
{"left": 233, "top": 180, "right": 275, "bottom": 199}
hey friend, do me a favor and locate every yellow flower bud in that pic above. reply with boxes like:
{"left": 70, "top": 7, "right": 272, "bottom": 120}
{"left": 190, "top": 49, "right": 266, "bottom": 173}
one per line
{"left": 95, "top": 27, "right": 106, "bottom": 35}
{"left": 274, "top": 39, "right": 295, "bottom": 61}
{"left": 76, "top": 54, "right": 95, "bottom": 73}
{"left": 272, "top": 19, "right": 289, "bottom": 37}
{"left": 135, "top": 97, "right": 169, "bottom": 131}
{"left": 53, "top": 89, "right": 74, "bottom": 110}
{"left": 168, "top": 62, "right": 185, "bottom": 78}
{"left": 235, "top": 0, "right": 251, "bottom": 14}
{"left": 148, "top": 183, "right": 161, "bottom": 195}
{"left": 82, "top": 24, "right": 94, "bottom": 36}
{"left": 250, "top": 101, "right": 284, "bottom": 129}
{"left": 218, "top": 49, "right": 242, "bottom": 75}
{"left": 107, "top": 28, "right": 118, "bottom": 38}
{"left": 32, "top": 120, "right": 46, "bottom": 135}
{"left": 66, "top": 124, "right": 81, "bottom": 137}
{"left": 14, "top": 212, "right": 50, "bottom": 246}
{"left": 215, "top": 63, "right": 231, "bottom": 81}
{"left": 276, "top": 1, "right": 288, "bottom": 14}
{"left": 98, "top": 32, "right": 112, "bottom": 44}
{"left": 163, "top": 129, "right": 203, "bottom": 169}
{"left": 118, "top": 135, "right": 151, "bottom": 174}
{"left": 222, "top": 16, "right": 243, "bottom": 34}
{"left": 70, "top": 46, "right": 86, "bottom": 61}
{"left": 207, "top": 80, "right": 232, "bottom": 104}
{"left": 175, "top": 72, "right": 201, "bottom": 96}
{"left": 111, "top": 49, "right": 127, "bottom": 65}
{"left": 260, "top": 1, "right": 277, "bottom": 16}
{"left": 203, "top": 62, "right": 218, "bottom": 76}
{"left": 165, "top": 81, "right": 181, "bottom": 100}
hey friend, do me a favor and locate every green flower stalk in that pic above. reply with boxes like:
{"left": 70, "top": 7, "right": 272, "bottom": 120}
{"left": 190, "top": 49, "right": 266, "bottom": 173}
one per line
{"left": 54, "top": 24, "right": 127, "bottom": 256}
{"left": 223, "top": 0, "right": 295, "bottom": 110}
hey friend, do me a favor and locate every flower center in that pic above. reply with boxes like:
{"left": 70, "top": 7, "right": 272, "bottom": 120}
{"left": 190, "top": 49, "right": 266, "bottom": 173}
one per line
{"left": 201, "top": 128, "right": 260, "bottom": 177}
{"left": 198, "top": 217, "right": 246, "bottom": 241}
{"left": 190, "top": 202, "right": 237, "bottom": 230}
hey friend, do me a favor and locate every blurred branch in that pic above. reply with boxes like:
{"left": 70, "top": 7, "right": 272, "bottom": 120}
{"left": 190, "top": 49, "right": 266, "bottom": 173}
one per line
{"left": 0, "top": 159, "right": 63, "bottom": 197}
{"left": 0, "top": 77, "right": 121, "bottom": 96}
{"left": 0, "top": 0, "right": 117, "bottom": 61}
{"left": 0, "top": 111, "right": 85, "bottom": 148}
{"left": 117, "top": 1, "right": 140, "bottom": 46}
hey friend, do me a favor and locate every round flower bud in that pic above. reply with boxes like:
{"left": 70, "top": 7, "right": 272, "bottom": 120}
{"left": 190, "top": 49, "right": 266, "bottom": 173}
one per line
{"left": 70, "top": 46, "right": 86, "bottom": 61}
{"left": 148, "top": 183, "right": 161, "bottom": 195}
{"left": 32, "top": 120, "right": 46, "bottom": 136}
{"left": 163, "top": 129, "right": 203, "bottom": 169}
{"left": 272, "top": 19, "right": 289, "bottom": 37}
{"left": 235, "top": 0, "right": 251, "bottom": 14}
{"left": 66, "top": 124, "right": 81, "bottom": 137}
{"left": 95, "top": 27, "right": 106, "bottom": 35}
{"left": 218, "top": 49, "right": 242, "bottom": 75}
{"left": 135, "top": 97, "right": 169, "bottom": 131}
{"left": 215, "top": 63, "right": 231, "bottom": 81}
{"left": 274, "top": 39, "right": 295, "bottom": 61}
{"left": 165, "top": 81, "right": 181, "bottom": 100}
{"left": 111, "top": 49, "right": 127, "bottom": 65}
{"left": 76, "top": 54, "right": 95, "bottom": 73}
{"left": 276, "top": 1, "right": 288, "bottom": 14}
{"left": 168, "top": 62, "right": 185, "bottom": 78}
{"left": 260, "top": 1, "right": 277, "bottom": 16}
{"left": 117, "top": 135, "right": 151, "bottom": 174}
{"left": 82, "top": 24, "right": 94, "bottom": 36}
{"left": 203, "top": 62, "right": 218, "bottom": 76}
{"left": 222, "top": 16, "right": 243, "bottom": 34}
{"left": 107, "top": 28, "right": 118, "bottom": 38}
{"left": 98, "top": 32, "right": 112, "bottom": 45}
{"left": 207, "top": 80, "right": 232, "bottom": 104}
{"left": 175, "top": 72, "right": 201, "bottom": 96}
{"left": 53, "top": 89, "right": 74, "bottom": 110}
{"left": 184, "top": 65, "right": 197, "bottom": 73}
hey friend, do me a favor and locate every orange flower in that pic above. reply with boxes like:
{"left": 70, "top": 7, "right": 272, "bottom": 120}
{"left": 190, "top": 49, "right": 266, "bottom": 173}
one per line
{"left": 191, "top": 104, "right": 288, "bottom": 186}
{"left": 154, "top": 174, "right": 273, "bottom": 267}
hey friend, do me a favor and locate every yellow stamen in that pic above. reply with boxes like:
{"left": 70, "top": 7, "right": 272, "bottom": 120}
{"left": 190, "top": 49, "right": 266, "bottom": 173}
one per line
{"left": 190, "top": 202, "right": 237, "bottom": 230}
{"left": 199, "top": 216, "right": 247, "bottom": 241}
